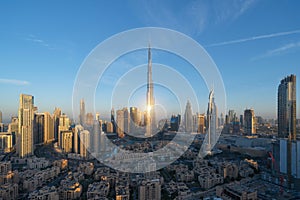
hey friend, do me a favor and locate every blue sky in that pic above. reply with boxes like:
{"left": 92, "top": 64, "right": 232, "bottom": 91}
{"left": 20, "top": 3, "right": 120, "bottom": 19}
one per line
{"left": 0, "top": 0, "right": 300, "bottom": 122}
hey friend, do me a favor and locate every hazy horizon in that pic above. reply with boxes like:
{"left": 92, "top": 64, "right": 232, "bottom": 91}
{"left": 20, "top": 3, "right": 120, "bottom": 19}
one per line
{"left": 1, "top": 1, "right": 300, "bottom": 122}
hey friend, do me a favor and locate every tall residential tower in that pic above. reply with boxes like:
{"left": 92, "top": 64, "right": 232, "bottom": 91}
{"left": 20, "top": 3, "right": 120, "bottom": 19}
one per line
{"left": 80, "top": 99, "right": 86, "bottom": 125}
{"left": 244, "top": 109, "right": 256, "bottom": 135}
{"left": 17, "top": 94, "right": 35, "bottom": 158}
{"left": 278, "top": 74, "right": 297, "bottom": 140}
{"left": 184, "top": 100, "right": 193, "bottom": 132}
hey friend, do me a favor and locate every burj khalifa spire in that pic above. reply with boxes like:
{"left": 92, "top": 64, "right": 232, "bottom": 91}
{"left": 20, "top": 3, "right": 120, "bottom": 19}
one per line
{"left": 146, "top": 45, "right": 156, "bottom": 137}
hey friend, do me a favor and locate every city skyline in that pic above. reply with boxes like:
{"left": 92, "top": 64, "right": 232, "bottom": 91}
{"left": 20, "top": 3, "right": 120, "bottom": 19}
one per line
{"left": 1, "top": 1, "right": 300, "bottom": 121}
{"left": 2, "top": 2, "right": 300, "bottom": 199}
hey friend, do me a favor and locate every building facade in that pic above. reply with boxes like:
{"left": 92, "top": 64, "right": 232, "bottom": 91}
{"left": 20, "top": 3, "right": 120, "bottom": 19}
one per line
{"left": 44, "top": 112, "right": 55, "bottom": 143}
{"left": 17, "top": 94, "right": 35, "bottom": 158}
{"left": 278, "top": 74, "right": 297, "bottom": 140}
{"left": 34, "top": 113, "right": 44, "bottom": 145}
{"left": 244, "top": 109, "right": 256, "bottom": 135}
{"left": 80, "top": 130, "right": 90, "bottom": 159}
{"left": 138, "top": 179, "right": 161, "bottom": 200}
{"left": 207, "top": 90, "right": 218, "bottom": 149}
{"left": 58, "top": 114, "right": 70, "bottom": 148}
{"left": 184, "top": 100, "right": 193, "bottom": 132}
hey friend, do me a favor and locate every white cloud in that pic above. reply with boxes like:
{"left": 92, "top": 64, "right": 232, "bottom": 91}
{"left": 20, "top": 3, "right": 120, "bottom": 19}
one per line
{"left": 0, "top": 78, "right": 30, "bottom": 86}
{"left": 233, "top": 0, "right": 257, "bottom": 19}
{"left": 213, "top": 0, "right": 257, "bottom": 23}
{"left": 207, "top": 29, "right": 300, "bottom": 47}
{"left": 132, "top": 0, "right": 256, "bottom": 36}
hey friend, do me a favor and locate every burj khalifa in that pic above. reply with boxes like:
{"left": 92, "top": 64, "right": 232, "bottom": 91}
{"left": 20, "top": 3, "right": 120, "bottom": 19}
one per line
{"left": 146, "top": 45, "right": 156, "bottom": 137}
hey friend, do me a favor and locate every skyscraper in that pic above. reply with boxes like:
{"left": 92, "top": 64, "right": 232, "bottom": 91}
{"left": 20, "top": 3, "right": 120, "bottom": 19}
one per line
{"left": 244, "top": 109, "right": 256, "bottom": 135}
{"left": 58, "top": 114, "right": 70, "bottom": 148}
{"left": 86, "top": 113, "right": 94, "bottom": 126}
{"left": 44, "top": 112, "right": 54, "bottom": 143}
{"left": 170, "top": 114, "right": 180, "bottom": 132}
{"left": 111, "top": 108, "right": 116, "bottom": 133}
{"left": 278, "top": 74, "right": 297, "bottom": 140}
{"left": 146, "top": 45, "right": 156, "bottom": 137}
{"left": 8, "top": 117, "right": 18, "bottom": 145}
{"left": 17, "top": 94, "right": 35, "bottom": 158}
{"left": 95, "top": 112, "right": 100, "bottom": 121}
{"left": 130, "top": 107, "right": 140, "bottom": 132}
{"left": 74, "top": 125, "right": 84, "bottom": 154}
{"left": 92, "top": 120, "right": 101, "bottom": 154}
{"left": 53, "top": 107, "right": 61, "bottom": 141}
{"left": 116, "top": 109, "right": 125, "bottom": 138}
{"left": 207, "top": 90, "right": 217, "bottom": 149}
{"left": 240, "top": 115, "right": 244, "bottom": 128}
{"left": 80, "top": 130, "right": 90, "bottom": 159}
{"left": 0, "top": 111, "right": 2, "bottom": 123}
{"left": 193, "top": 114, "right": 198, "bottom": 132}
{"left": 197, "top": 113, "right": 205, "bottom": 134}
{"left": 228, "top": 110, "right": 235, "bottom": 124}
{"left": 106, "top": 122, "right": 113, "bottom": 133}
{"left": 34, "top": 113, "right": 45, "bottom": 144}
{"left": 123, "top": 108, "right": 129, "bottom": 134}
{"left": 80, "top": 99, "right": 86, "bottom": 125}
{"left": 220, "top": 113, "right": 224, "bottom": 127}
{"left": 115, "top": 108, "right": 130, "bottom": 137}
{"left": 100, "top": 131, "right": 106, "bottom": 152}
{"left": 184, "top": 100, "right": 193, "bottom": 132}
{"left": 61, "top": 130, "right": 73, "bottom": 153}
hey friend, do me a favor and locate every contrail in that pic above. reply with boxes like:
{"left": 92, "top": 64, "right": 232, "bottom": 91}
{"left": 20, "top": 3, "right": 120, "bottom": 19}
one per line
{"left": 207, "top": 29, "right": 300, "bottom": 47}
{"left": 0, "top": 78, "right": 30, "bottom": 86}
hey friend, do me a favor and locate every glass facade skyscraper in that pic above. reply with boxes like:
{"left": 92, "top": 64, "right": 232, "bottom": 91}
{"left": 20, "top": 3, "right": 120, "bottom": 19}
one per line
{"left": 278, "top": 74, "right": 296, "bottom": 140}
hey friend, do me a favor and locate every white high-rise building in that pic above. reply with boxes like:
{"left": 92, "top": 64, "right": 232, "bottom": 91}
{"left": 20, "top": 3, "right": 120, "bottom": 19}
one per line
{"left": 207, "top": 90, "right": 217, "bottom": 151}
{"left": 100, "top": 131, "right": 106, "bottom": 152}
{"left": 58, "top": 114, "right": 70, "bottom": 148}
{"left": 74, "top": 125, "right": 84, "bottom": 154}
{"left": 80, "top": 130, "right": 90, "bottom": 159}
{"left": 184, "top": 100, "right": 193, "bottom": 132}
{"left": 17, "top": 94, "right": 35, "bottom": 158}
{"left": 92, "top": 120, "right": 101, "bottom": 155}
